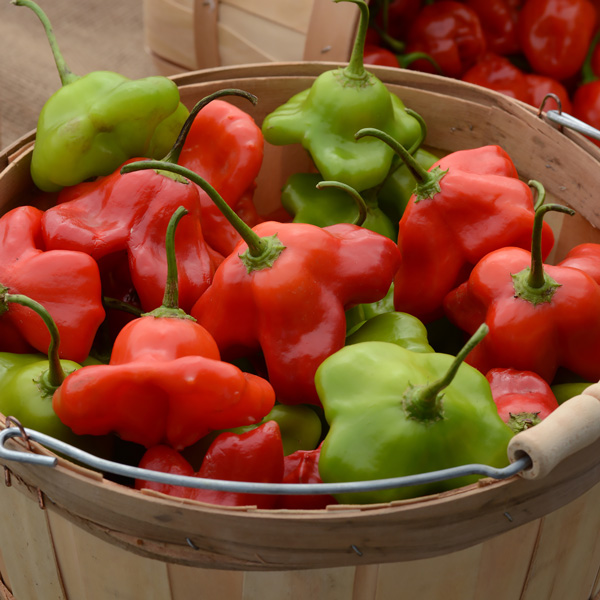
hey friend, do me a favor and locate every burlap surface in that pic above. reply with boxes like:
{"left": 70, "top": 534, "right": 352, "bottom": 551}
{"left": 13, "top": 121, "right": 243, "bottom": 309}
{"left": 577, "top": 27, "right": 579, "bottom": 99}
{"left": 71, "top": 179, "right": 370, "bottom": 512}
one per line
{"left": 0, "top": 0, "right": 157, "bottom": 149}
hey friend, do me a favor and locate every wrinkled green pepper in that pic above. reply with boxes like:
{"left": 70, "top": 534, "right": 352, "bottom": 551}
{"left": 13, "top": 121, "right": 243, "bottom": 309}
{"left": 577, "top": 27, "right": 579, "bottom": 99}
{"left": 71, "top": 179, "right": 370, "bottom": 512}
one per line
{"left": 346, "top": 312, "right": 434, "bottom": 353}
{"left": 551, "top": 382, "right": 592, "bottom": 404}
{"left": 261, "top": 0, "right": 421, "bottom": 192}
{"left": 316, "top": 325, "right": 514, "bottom": 504}
{"left": 15, "top": 0, "right": 189, "bottom": 192}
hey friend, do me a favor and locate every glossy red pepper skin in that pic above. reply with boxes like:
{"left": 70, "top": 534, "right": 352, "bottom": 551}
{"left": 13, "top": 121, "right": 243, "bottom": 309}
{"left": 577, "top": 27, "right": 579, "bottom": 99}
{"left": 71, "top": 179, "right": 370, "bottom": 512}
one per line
{"left": 486, "top": 367, "right": 559, "bottom": 427}
{"left": 136, "top": 421, "right": 284, "bottom": 509}
{"left": 191, "top": 221, "right": 401, "bottom": 406}
{"left": 372, "top": 0, "right": 422, "bottom": 41}
{"left": 53, "top": 314, "right": 276, "bottom": 449}
{"left": 41, "top": 160, "right": 221, "bottom": 313}
{"left": 363, "top": 44, "right": 399, "bottom": 67}
{"left": 0, "top": 206, "right": 105, "bottom": 362}
{"left": 405, "top": 1, "right": 487, "bottom": 78}
{"left": 518, "top": 0, "right": 597, "bottom": 81}
{"left": 525, "top": 73, "right": 573, "bottom": 113}
{"left": 393, "top": 145, "right": 555, "bottom": 323}
{"left": 277, "top": 444, "right": 337, "bottom": 510}
{"left": 461, "top": 52, "right": 531, "bottom": 102}
{"left": 443, "top": 247, "right": 600, "bottom": 383}
{"left": 178, "top": 99, "right": 264, "bottom": 256}
{"left": 558, "top": 243, "right": 600, "bottom": 284}
{"left": 572, "top": 81, "right": 600, "bottom": 148}
{"left": 465, "top": 0, "right": 520, "bottom": 56}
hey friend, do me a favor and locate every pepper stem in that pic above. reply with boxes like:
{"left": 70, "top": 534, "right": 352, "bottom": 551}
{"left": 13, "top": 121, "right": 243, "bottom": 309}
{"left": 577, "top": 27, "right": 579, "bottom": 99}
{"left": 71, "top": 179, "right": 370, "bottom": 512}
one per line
{"left": 402, "top": 324, "right": 489, "bottom": 422}
{"left": 161, "top": 89, "right": 257, "bottom": 165}
{"left": 355, "top": 127, "right": 447, "bottom": 201}
{"left": 12, "top": 0, "right": 78, "bottom": 86}
{"left": 121, "top": 161, "right": 285, "bottom": 273}
{"left": 511, "top": 202, "right": 575, "bottom": 305}
{"left": 336, "top": 0, "right": 370, "bottom": 79}
{"left": 0, "top": 291, "right": 66, "bottom": 389}
{"left": 581, "top": 31, "right": 600, "bottom": 85}
{"left": 316, "top": 181, "right": 368, "bottom": 226}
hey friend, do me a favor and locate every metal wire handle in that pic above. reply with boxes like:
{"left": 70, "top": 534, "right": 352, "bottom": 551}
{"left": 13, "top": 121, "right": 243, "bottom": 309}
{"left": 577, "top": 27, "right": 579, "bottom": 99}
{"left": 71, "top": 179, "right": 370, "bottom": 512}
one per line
{"left": 538, "top": 93, "right": 600, "bottom": 140}
{"left": 0, "top": 425, "right": 532, "bottom": 496}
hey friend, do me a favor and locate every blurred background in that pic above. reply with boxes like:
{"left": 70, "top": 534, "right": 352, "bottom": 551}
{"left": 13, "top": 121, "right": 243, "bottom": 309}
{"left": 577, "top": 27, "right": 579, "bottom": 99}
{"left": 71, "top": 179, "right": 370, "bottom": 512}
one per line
{"left": 0, "top": 0, "right": 155, "bottom": 148}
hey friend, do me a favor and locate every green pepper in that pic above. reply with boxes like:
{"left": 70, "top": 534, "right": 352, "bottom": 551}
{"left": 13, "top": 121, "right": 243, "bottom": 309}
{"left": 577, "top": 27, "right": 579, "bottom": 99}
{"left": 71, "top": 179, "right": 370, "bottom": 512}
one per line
{"left": 15, "top": 0, "right": 189, "bottom": 192}
{"left": 261, "top": 0, "right": 421, "bottom": 192}
{"left": 346, "top": 312, "right": 434, "bottom": 353}
{"left": 345, "top": 283, "right": 395, "bottom": 334}
{"left": 281, "top": 174, "right": 397, "bottom": 240}
{"left": 316, "top": 325, "right": 514, "bottom": 504}
{"left": 551, "top": 382, "right": 592, "bottom": 405}
{"left": 0, "top": 291, "right": 111, "bottom": 456}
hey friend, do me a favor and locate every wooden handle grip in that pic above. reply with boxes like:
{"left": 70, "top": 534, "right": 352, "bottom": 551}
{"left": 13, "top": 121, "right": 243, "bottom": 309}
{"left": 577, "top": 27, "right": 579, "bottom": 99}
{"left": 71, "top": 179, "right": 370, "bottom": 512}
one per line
{"left": 507, "top": 384, "right": 600, "bottom": 480}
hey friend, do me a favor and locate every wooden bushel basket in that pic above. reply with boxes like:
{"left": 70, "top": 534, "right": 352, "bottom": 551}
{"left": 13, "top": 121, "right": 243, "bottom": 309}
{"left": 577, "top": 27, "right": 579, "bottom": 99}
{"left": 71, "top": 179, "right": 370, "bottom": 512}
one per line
{"left": 142, "top": 0, "right": 359, "bottom": 74}
{"left": 1, "top": 63, "right": 600, "bottom": 600}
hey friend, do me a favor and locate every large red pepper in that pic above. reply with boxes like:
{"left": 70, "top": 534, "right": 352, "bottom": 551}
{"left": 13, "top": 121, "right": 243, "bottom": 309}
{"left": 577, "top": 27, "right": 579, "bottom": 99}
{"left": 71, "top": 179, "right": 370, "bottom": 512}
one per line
{"left": 443, "top": 204, "right": 600, "bottom": 383}
{"left": 405, "top": 1, "right": 487, "bottom": 78}
{"left": 120, "top": 160, "right": 401, "bottom": 407}
{"left": 572, "top": 33, "right": 600, "bottom": 148}
{"left": 136, "top": 421, "right": 284, "bottom": 509}
{"left": 177, "top": 98, "right": 265, "bottom": 256}
{"left": 358, "top": 131, "right": 555, "bottom": 323}
{"left": 525, "top": 73, "right": 573, "bottom": 114}
{"left": 518, "top": 0, "right": 597, "bottom": 81}
{"left": 0, "top": 206, "right": 104, "bottom": 361}
{"left": 486, "top": 367, "right": 559, "bottom": 431}
{"left": 52, "top": 208, "right": 275, "bottom": 449}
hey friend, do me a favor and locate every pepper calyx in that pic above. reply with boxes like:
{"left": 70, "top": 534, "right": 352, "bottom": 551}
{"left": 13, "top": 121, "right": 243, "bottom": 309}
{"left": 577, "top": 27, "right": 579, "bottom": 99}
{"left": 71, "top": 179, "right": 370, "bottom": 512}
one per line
{"left": 402, "top": 382, "right": 445, "bottom": 423}
{"left": 414, "top": 166, "right": 448, "bottom": 202}
{"left": 511, "top": 268, "right": 562, "bottom": 306}
{"left": 507, "top": 411, "right": 542, "bottom": 433}
{"left": 239, "top": 234, "right": 286, "bottom": 274}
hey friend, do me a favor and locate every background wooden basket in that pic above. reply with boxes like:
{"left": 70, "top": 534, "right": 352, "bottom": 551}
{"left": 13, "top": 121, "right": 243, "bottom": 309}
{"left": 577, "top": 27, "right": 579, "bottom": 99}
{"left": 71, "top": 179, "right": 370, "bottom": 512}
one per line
{"left": 143, "top": 0, "right": 359, "bottom": 74}
{"left": 0, "top": 63, "right": 600, "bottom": 600}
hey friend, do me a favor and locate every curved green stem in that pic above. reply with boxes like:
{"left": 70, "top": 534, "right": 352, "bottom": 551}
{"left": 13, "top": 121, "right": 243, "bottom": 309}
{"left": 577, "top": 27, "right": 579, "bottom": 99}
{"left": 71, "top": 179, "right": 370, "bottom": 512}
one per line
{"left": 316, "top": 180, "right": 368, "bottom": 226}
{"left": 403, "top": 324, "right": 489, "bottom": 422}
{"left": 102, "top": 297, "right": 143, "bottom": 317}
{"left": 1, "top": 292, "right": 66, "bottom": 388}
{"left": 529, "top": 180, "right": 546, "bottom": 212}
{"left": 527, "top": 203, "right": 575, "bottom": 289}
{"left": 162, "top": 88, "right": 257, "bottom": 164}
{"left": 581, "top": 31, "right": 600, "bottom": 85}
{"left": 398, "top": 52, "right": 442, "bottom": 74}
{"left": 356, "top": 127, "right": 446, "bottom": 201}
{"left": 12, "top": 0, "right": 78, "bottom": 86}
{"left": 336, "top": 0, "right": 370, "bottom": 79}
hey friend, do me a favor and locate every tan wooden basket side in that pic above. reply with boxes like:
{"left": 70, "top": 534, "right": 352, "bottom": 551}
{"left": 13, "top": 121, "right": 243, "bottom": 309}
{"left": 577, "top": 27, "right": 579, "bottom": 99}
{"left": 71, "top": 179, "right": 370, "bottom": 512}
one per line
{"left": 143, "top": 0, "right": 358, "bottom": 74}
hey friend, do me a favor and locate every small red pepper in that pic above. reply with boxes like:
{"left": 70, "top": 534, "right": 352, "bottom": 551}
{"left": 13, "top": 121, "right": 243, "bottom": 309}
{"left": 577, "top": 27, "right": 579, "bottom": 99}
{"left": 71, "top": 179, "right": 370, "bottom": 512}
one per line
{"left": 486, "top": 367, "right": 559, "bottom": 431}
{"left": 524, "top": 73, "right": 573, "bottom": 114}
{"left": 0, "top": 206, "right": 104, "bottom": 361}
{"left": 444, "top": 204, "right": 600, "bottom": 383}
{"left": 363, "top": 44, "right": 400, "bottom": 67}
{"left": 461, "top": 52, "right": 531, "bottom": 102}
{"left": 518, "top": 0, "right": 597, "bottom": 81}
{"left": 405, "top": 1, "right": 487, "bottom": 78}
{"left": 557, "top": 242, "right": 600, "bottom": 284}
{"left": 572, "top": 33, "right": 600, "bottom": 147}
{"left": 464, "top": 0, "right": 520, "bottom": 56}
{"left": 136, "top": 421, "right": 284, "bottom": 509}
{"left": 52, "top": 208, "right": 275, "bottom": 449}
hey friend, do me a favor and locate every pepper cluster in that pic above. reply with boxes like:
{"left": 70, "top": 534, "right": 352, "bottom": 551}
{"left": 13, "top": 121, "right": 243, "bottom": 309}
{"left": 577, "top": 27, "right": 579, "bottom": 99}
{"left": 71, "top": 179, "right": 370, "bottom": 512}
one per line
{"left": 366, "top": 0, "right": 600, "bottom": 146}
{"left": 1, "top": 0, "right": 598, "bottom": 509}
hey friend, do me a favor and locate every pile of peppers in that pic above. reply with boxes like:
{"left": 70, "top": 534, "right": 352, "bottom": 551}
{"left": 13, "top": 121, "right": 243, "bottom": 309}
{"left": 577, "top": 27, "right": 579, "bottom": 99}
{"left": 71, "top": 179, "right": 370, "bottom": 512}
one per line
{"left": 366, "top": 0, "right": 600, "bottom": 146}
{"left": 2, "top": 0, "right": 598, "bottom": 508}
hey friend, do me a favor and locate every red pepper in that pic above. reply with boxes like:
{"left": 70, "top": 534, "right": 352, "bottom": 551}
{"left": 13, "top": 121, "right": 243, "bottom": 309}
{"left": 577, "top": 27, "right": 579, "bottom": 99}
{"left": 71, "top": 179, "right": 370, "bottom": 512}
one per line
{"left": 136, "top": 421, "right": 284, "bottom": 509}
{"left": 405, "top": 1, "right": 487, "bottom": 78}
{"left": 486, "top": 367, "right": 559, "bottom": 431}
{"left": 177, "top": 99, "right": 265, "bottom": 256}
{"left": 371, "top": 0, "right": 422, "bottom": 42}
{"left": 363, "top": 44, "right": 400, "bottom": 67}
{"left": 52, "top": 208, "right": 276, "bottom": 449}
{"left": 558, "top": 242, "right": 600, "bottom": 284}
{"left": 572, "top": 33, "right": 600, "bottom": 147}
{"left": 0, "top": 206, "right": 104, "bottom": 361}
{"left": 518, "top": 0, "right": 597, "bottom": 81}
{"left": 443, "top": 204, "right": 600, "bottom": 383}
{"left": 461, "top": 52, "right": 531, "bottom": 102}
{"left": 464, "top": 0, "right": 520, "bottom": 56}
{"left": 525, "top": 73, "right": 573, "bottom": 114}
{"left": 277, "top": 444, "right": 337, "bottom": 510}
{"left": 366, "top": 136, "right": 555, "bottom": 323}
